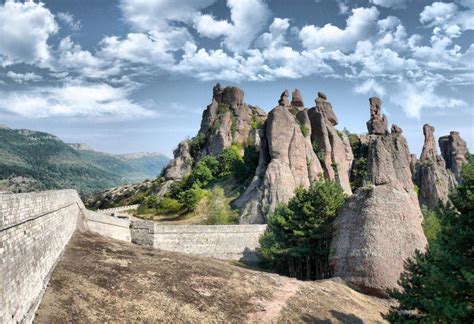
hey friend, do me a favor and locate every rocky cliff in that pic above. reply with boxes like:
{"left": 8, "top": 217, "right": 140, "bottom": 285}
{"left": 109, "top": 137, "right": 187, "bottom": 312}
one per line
{"left": 330, "top": 97, "right": 428, "bottom": 297}
{"left": 414, "top": 124, "right": 457, "bottom": 209}
{"left": 439, "top": 131, "right": 469, "bottom": 183}
{"left": 235, "top": 90, "right": 353, "bottom": 223}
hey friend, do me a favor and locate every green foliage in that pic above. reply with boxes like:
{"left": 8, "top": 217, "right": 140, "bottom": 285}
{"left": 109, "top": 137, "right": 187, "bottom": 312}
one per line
{"left": 312, "top": 141, "right": 326, "bottom": 162}
{"left": 348, "top": 133, "right": 368, "bottom": 191}
{"left": 231, "top": 115, "right": 238, "bottom": 137}
{"left": 179, "top": 184, "right": 208, "bottom": 212}
{"left": 218, "top": 102, "right": 230, "bottom": 113}
{"left": 205, "top": 187, "right": 238, "bottom": 224}
{"left": 299, "top": 124, "right": 309, "bottom": 137}
{"left": 217, "top": 144, "right": 242, "bottom": 177}
{"left": 259, "top": 180, "right": 346, "bottom": 280}
{"left": 251, "top": 114, "right": 263, "bottom": 130}
{"left": 384, "top": 160, "right": 474, "bottom": 323}
{"left": 156, "top": 197, "right": 182, "bottom": 215}
{"left": 413, "top": 184, "right": 420, "bottom": 195}
{"left": 188, "top": 133, "right": 207, "bottom": 159}
{"left": 421, "top": 207, "right": 441, "bottom": 244}
{"left": 0, "top": 128, "right": 168, "bottom": 195}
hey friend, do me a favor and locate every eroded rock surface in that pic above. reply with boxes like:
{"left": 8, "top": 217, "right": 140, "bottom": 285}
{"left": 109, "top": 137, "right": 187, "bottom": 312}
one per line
{"left": 330, "top": 98, "right": 427, "bottom": 297}
{"left": 439, "top": 131, "right": 469, "bottom": 182}
{"left": 415, "top": 124, "right": 457, "bottom": 209}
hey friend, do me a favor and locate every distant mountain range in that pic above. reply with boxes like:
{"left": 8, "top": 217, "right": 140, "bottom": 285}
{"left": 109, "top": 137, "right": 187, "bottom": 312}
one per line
{"left": 0, "top": 126, "right": 170, "bottom": 195}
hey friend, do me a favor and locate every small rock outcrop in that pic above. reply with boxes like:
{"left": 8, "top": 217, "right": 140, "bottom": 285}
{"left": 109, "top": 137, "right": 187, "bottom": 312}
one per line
{"left": 278, "top": 90, "right": 290, "bottom": 107}
{"left": 366, "top": 97, "right": 388, "bottom": 135}
{"left": 414, "top": 124, "right": 457, "bottom": 209}
{"left": 330, "top": 98, "right": 427, "bottom": 297}
{"left": 162, "top": 140, "right": 193, "bottom": 181}
{"left": 439, "top": 131, "right": 469, "bottom": 182}
{"left": 290, "top": 89, "right": 304, "bottom": 107}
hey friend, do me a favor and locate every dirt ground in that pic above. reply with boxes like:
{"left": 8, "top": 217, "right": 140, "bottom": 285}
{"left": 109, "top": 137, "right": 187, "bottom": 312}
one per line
{"left": 35, "top": 232, "right": 391, "bottom": 323}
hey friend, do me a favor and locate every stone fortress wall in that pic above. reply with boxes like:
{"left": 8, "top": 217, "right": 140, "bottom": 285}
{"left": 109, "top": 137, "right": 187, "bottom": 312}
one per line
{"left": 0, "top": 190, "right": 266, "bottom": 323}
{"left": 0, "top": 190, "right": 84, "bottom": 323}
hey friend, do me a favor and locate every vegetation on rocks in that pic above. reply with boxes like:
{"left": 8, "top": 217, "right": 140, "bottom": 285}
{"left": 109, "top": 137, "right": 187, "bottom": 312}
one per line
{"left": 259, "top": 180, "right": 346, "bottom": 280}
{"left": 347, "top": 132, "right": 368, "bottom": 191}
{"left": 385, "top": 159, "right": 474, "bottom": 323}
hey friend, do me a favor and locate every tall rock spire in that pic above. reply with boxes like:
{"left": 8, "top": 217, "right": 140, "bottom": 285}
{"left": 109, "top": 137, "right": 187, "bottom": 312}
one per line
{"left": 439, "top": 131, "right": 469, "bottom": 182}
{"left": 330, "top": 97, "right": 427, "bottom": 297}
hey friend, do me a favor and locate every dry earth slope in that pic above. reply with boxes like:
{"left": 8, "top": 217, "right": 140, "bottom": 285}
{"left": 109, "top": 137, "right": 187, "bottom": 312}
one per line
{"left": 35, "top": 232, "right": 391, "bottom": 323}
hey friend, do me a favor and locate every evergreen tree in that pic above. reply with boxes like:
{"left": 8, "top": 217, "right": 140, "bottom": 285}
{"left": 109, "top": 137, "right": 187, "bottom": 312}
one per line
{"left": 384, "top": 160, "right": 474, "bottom": 323}
{"left": 259, "top": 180, "right": 346, "bottom": 280}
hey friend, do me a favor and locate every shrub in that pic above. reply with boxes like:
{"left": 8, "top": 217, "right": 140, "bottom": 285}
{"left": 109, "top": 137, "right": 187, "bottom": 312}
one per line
{"left": 180, "top": 184, "right": 207, "bottom": 212}
{"left": 217, "top": 144, "right": 242, "bottom": 177}
{"left": 259, "top": 180, "right": 346, "bottom": 280}
{"left": 312, "top": 141, "right": 326, "bottom": 162}
{"left": 156, "top": 197, "right": 182, "bottom": 215}
{"left": 205, "top": 187, "right": 237, "bottom": 224}
{"left": 300, "top": 124, "right": 309, "bottom": 137}
{"left": 188, "top": 133, "right": 207, "bottom": 159}
{"left": 186, "top": 161, "right": 214, "bottom": 188}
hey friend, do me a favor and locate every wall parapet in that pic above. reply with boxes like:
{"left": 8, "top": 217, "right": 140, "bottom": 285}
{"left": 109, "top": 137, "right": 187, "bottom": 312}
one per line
{"left": 130, "top": 221, "right": 267, "bottom": 263}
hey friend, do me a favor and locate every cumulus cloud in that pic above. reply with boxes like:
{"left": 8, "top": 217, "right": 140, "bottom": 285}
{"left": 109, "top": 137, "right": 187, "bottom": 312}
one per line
{"left": 57, "top": 12, "right": 81, "bottom": 31}
{"left": 420, "top": 2, "right": 474, "bottom": 31}
{"left": 6, "top": 71, "right": 43, "bottom": 83}
{"left": 354, "top": 79, "right": 386, "bottom": 96}
{"left": 193, "top": 0, "right": 270, "bottom": 52}
{"left": 299, "top": 7, "right": 379, "bottom": 52}
{"left": 0, "top": 1, "right": 57, "bottom": 65}
{"left": 0, "top": 83, "right": 154, "bottom": 118}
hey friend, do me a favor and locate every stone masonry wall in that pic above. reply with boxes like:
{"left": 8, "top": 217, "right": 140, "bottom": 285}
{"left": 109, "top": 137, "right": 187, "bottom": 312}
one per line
{"left": 85, "top": 210, "right": 131, "bottom": 242}
{"left": 131, "top": 221, "right": 267, "bottom": 263}
{"left": 0, "top": 190, "right": 84, "bottom": 324}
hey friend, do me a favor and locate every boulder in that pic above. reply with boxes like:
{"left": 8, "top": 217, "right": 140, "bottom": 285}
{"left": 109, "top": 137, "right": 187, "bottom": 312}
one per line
{"left": 330, "top": 97, "right": 427, "bottom": 297}
{"left": 314, "top": 92, "right": 338, "bottom": 126}
{"left": 439, "top": 131, "right": 469, "bottom": 182}
{"left": 290, "top": 89, "right": 304, "bottom": 107}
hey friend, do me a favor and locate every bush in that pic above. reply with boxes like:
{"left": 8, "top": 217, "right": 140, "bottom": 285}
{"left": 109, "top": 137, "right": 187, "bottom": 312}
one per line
{"left": 188, "top": 133, "right": 207, "bottom": 159}
{"left": 217, "top": 144, "right": 242, "bottom": 177}
{"left": 205, "top": 187, "right": 237, "bottom": 224}
{"left": 156, "top": 197, "right": 182, "bottom": 215}
{"left": 259, "top": 180, "right": 346, "bottom": 280}
{"left": 180, "top": 184, "right": 207, "bottom": 212}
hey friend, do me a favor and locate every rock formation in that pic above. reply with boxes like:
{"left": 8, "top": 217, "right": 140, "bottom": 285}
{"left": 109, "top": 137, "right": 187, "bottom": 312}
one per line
{"left": 237, "top": 90, "right": 352, "bottom": 223}
{"left": 330, "top": 97, "right": 427, "bottom": 297}
{"left": 366, "top": 97, "right": 388, "bottom": 135}
{"left": 162, "top": 140, "right": 193, "bottom": 181}
{"left": 198, "top": 83, "right": 266, "bottom": 156}
{"left": 308, "top": 93, "right": 353, "bottom": 195}
{"left": 439, "top": 131, "right": 469, "bottom": 182}
{"left": 290, "top": 89, "right": 304, "bottom": 107}
{"left": 414, "top": 124, "right": 457, "bottom": 209}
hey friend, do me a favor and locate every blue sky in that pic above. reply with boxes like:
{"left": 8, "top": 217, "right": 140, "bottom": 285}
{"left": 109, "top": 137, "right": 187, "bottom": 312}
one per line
{"left": 0, "top": 0, "right": 472, "bottom": 157}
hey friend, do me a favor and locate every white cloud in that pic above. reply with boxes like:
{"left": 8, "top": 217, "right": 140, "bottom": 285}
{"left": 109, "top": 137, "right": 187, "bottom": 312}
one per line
{"left": 255, "top": 18, "right": 290, "bottom": 49}
{"left": 299, "top": 7, "right": 379, "bottom": 52}
{"left": 0, "top": 83, "right": 154, "bottom": 119}
{"left": 354, "top": 79, "right": 386, "bottom": 96}
{"left": 395, "top": 79, "right": 466, "bottom": 119}
{"left": 119, "top": 0, "right": 215, "bottom": 31}
{"left": 57, "top": 12, "right": 81, "bottom": 31}
{"left": 6, "top": 71, "right": 43, "bottom": 83}
{"left": 193, "top": 0, "right": 270, "bottom": 52}
{"left": 370, "top": 0, "right": 409, "bottom": 9}
{"left": 0, "top": 1, "right": 58, "bottom": 65}
{"left": 420, "top": 2, "right": 474, "bottom": 31}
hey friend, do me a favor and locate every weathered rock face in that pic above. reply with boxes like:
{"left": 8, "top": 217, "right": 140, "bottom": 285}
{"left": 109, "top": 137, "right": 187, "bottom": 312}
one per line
{"left": 163, "top": 140, "right": 193, "bottom": 181}
{"left": 415, "top": 124, "right": 457, "bottom": 209}
{"left": 199, "top": 84, "right": 266, "bottom": 156}
{"left": 290, "top": 89, "right": 304, "bottom": 107}
{"left": 308, "top": 93, "right": 353, "bottom": 195}
{"left": 439, "top": 131, "right": 469, "bottom": 182}
{"left": 330, "top": 98, "right": 427, "bottom": 297}
{"left": 238, "top": 90, "right": 351, "bottom": 223}
{"left": 366, "top": 97, "right": 388, "bottom": 135}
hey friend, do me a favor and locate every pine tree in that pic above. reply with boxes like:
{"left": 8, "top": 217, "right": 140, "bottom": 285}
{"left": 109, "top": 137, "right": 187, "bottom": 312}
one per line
{"left": 384, "top": 160, "right": 474, "bottom": 323}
